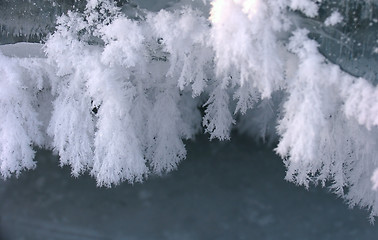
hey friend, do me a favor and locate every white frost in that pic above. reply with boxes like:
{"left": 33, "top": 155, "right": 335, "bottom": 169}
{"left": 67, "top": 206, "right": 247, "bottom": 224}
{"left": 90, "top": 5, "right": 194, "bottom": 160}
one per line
{"left": 1, "top": 0, "right": 378, "bottom": 220}
{"left": 325, "top": 11, "right": 343, "bottom": 26}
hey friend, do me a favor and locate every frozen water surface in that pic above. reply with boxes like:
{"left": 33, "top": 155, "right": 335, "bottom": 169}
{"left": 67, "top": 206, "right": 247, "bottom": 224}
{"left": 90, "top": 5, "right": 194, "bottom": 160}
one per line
{"left": 0, "top": 135, "right": 377, "bottom": 240}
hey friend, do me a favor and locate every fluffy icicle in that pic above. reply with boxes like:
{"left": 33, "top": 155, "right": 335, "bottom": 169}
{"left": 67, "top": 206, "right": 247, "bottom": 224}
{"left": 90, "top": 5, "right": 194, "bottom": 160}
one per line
{"left": 209, "top": 0, "right": 286, "bottom": 99}
{"left": 147, "top": 86, "right": 187, "bottom": 174}
{"left": 203, "top": 80, "right": 235, "bottom": 140}
{"left": 0, "top": 53, "right": 43, "bottom": 178}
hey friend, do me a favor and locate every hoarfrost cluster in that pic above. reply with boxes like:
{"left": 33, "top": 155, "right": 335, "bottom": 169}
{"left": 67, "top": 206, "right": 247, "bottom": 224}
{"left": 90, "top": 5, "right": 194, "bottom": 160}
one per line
{"left": 1, "top": 0, "right": 378, "bottom": 220}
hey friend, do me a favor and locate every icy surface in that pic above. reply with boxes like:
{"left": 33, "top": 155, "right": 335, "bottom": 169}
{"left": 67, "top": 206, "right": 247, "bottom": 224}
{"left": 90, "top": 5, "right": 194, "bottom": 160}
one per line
{"left": 0, "top": 135, "right": 377, "bottom": 240}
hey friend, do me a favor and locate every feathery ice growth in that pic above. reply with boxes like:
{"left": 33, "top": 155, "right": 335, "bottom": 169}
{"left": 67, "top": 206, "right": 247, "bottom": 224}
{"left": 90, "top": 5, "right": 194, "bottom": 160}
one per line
{"left": 1, "top": 0, "right": 378, "bottom": 220}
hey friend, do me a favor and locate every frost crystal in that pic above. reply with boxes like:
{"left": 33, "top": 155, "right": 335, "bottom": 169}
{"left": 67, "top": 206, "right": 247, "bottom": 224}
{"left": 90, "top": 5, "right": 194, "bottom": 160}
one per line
{"left": 1, "top": 0, "right": 378, "bottom": 219}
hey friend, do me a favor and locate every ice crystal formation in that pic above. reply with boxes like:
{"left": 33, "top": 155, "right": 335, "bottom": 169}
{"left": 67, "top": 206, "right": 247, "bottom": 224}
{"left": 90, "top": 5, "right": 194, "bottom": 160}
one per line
{"left": 1, "top": 0, "right": 378, "bottom": 220}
